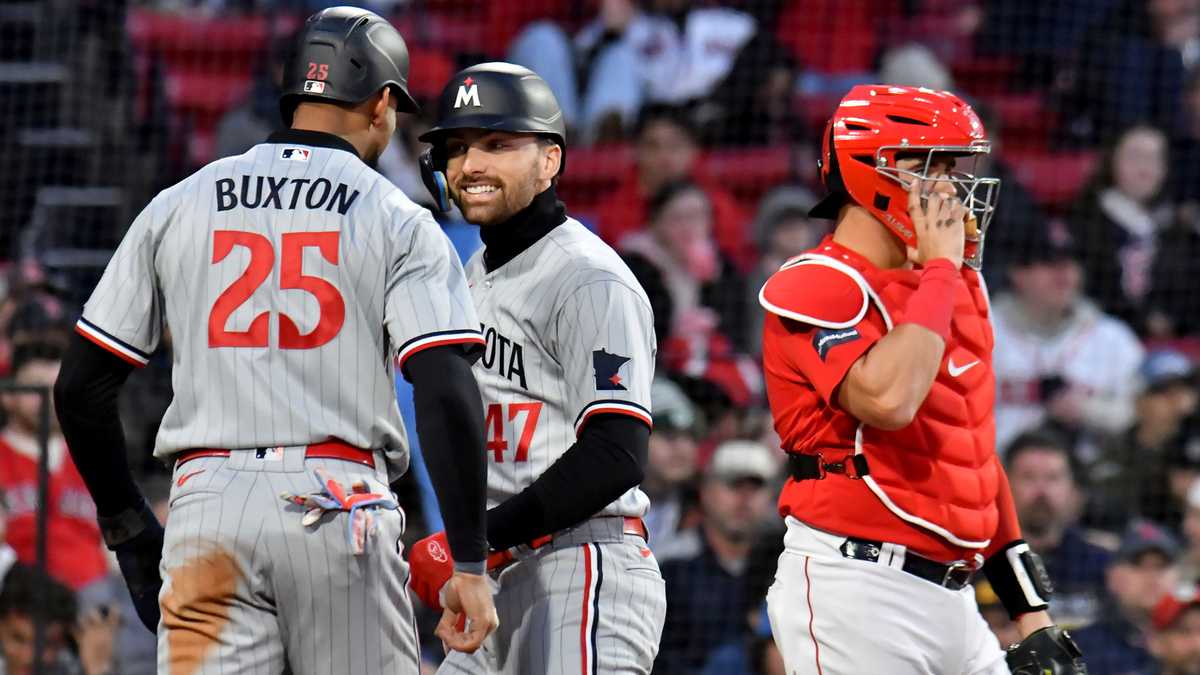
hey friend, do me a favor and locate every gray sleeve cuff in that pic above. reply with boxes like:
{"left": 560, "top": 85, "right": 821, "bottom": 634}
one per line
{"left": 453, "top": 560, "right": 487, "bottom": 575}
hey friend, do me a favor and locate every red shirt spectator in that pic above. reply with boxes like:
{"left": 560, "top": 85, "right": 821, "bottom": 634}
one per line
{"left": 595, "top": 105, "right": 753, "bottom": 268}
{"left": 0, "top": 341, "right": 107, "bottom": 591}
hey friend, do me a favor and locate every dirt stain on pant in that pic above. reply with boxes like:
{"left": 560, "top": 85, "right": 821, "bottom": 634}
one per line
{"left": 161, "top": 546, "right": 241, "bottom": 675}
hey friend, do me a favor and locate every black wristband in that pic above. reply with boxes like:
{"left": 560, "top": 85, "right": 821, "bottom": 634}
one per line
{"left": 97, "top": 500, "right": 158, "bottom": 549}
{"left": 983, "top": 540, "right": 1053, "bottom": 619}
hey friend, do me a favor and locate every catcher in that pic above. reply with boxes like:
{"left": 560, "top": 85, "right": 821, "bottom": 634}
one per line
{"left": 758, "top": 84, "right": 1087, "bottom": 674}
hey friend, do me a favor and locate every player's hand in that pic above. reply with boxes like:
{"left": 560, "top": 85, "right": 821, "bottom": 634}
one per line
{"left": 906, "top": 179, "right": 966, "bottom": 269}
{"left": 99, "top": 503, "right": 165, "bottom": 633}
{"left": 436, "top": 571, "right": 499, "bottom": 654}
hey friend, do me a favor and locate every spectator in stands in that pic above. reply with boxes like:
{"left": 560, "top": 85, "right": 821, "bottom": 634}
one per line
{"left": 1149, "top": 586, "right": 1200, "bottom": 675}
{"left": 621, "top": 179, "right": 749, "bottom": 352}
{"left": 1005, "top": 429, "right": 1112, "bottom": 628}
{"left": 0, "top": 563, "right": 118, "bottom": 675}
{"left": 1151, "top": 71, "right": 1200, "bottom": 336}
{"left": 596, "top": 105, "right": 751, "bottom": 269}
{"left": 744, "top": 186, "right": 825, "bottom": 356}
{"left": 1060, "top": 0, "right": 1198, "bottom": 145}
{"left": 644, "top": 377, "right": 703, "bottom": 554}
{"left": 702, "top": 34, "right": 798, "bottom": 147}
{"left": 1182, "top": 481, "right": 1200, "bottom": 585}
{"left": 878, "top": 42, "right": 955, "bottom": 90}
{"left": 1140, "top": 427, "right": 1200, "bottom": 533}
{"left": 1092, "top": 350, "right": 1198, "bottom": 528}
{"left": 1070, "top": 123, "right": 1174, "bottom": 330}
{"left": 992, "top": 218, "right": 1144, "bottom": 453}
{"left": 0, "top": 341, "right": 108, "bottom": 595}
{"left": 213, "top": 29, "right": 292, "bottom": 159}
{"left": 508, "top": 0, "right": 755, "bottom": 142}
{"left": 655, "top": 440, "right": 777, "bottom": 674}
{"left": 1072, "top": 520, "right": 1182, "bottom": 674}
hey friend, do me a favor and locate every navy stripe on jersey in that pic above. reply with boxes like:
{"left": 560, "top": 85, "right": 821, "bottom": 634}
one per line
{"left": 573, "top": 399, "right": 653, "bottom": 435}
{"left": 75, "top": 317, "right": 151, "bottom": 366}
{"left": 395, "top": 329, "right": 485, "bottom": 369}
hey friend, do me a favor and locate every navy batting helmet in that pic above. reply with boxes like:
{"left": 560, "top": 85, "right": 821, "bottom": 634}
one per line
{"left": 279, "top": 6, "right": 420, "bottom": 126}
{"left": 419, "top": 62, "right": 566, "bottom": 211}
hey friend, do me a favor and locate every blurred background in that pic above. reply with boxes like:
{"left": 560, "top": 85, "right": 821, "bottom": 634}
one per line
{"left": 3, "top": 0, "right": 1200, "bottom": 673}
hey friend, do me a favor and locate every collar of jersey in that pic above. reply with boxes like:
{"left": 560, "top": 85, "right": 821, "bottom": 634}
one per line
{"left": 480, "top": 185, "right": 567, "bottom": 273}
{"left": 266, "top": 129, "right": 359, "bottom": 158}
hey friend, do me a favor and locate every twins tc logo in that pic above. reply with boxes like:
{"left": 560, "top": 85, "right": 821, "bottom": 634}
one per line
{"left": 593, "top": 349, "right": 631, "bottom": 391}
{"left": 454, "top": 76, "right": 481, "bottom": 108}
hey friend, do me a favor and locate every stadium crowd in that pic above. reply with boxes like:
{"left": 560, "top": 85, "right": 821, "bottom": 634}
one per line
{"left": 4, "top": 0, "right": 1200, "bottom": 673}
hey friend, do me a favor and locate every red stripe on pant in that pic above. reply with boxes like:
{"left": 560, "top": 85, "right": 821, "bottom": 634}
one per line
{"left": 580, "top": 545, "right": 594, "bottom": 674}
{"left": 805, "top": 556, "right": 824, "bottom": 675}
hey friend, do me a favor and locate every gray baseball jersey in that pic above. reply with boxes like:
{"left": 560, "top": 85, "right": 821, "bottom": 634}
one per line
{"left": 464, "top": 218, "right": 655, "bottom": 518}
{"left": 77, "top": 135, "right": 482, "bottom": 478}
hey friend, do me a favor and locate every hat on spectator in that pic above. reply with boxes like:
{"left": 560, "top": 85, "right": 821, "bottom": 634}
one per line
{"left": 651, "top": 377, "right": 700, "bottom": 435}
{"left": 1139, "top": 349, "right": 1196, "bottom": 393}
{"left": 1152, "top": 585, "right": 1200, "bottom": 630}
{"left": 705, "top": 440, "right": 776, "bottom": 484}
{"left": 1015, "top": 218, "right": 1079, "bottom": 266}
{"left": 1114, "top": 519, "right": 1180, "bottom": 564}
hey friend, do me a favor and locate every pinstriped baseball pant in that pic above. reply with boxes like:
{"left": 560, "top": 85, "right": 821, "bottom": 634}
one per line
{"left": 155, "top": 448, "right": 420, "bottom": 675}
{"left": 439, "top": 517, "right": 667, "bottom": 675}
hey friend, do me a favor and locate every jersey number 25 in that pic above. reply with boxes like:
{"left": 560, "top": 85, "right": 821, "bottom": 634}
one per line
{"left": 208, "top": 230, "right": 345, "bottom": 349}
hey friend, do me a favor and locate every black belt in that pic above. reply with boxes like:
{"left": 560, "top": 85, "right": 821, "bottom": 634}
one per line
{"left": 839, "top": 537, "right": 978, "bottom": 591}
{"left": 788, "top": 452, "right": 870, "bottom": 480}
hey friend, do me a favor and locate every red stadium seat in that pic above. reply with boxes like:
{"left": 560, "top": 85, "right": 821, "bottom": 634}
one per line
{"left": 775, "top": 0, "right": 889, "bottom": 74}
{"left": 1005, "top": 150, "right": 1098, "bottom": 209}
{"left": 979, "top": 93, "right": 1057, "bottom": 150}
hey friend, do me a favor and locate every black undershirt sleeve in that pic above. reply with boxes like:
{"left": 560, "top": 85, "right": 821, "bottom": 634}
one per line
{"left": 53, "top": 333, "right": 141, "bottom": 518}
{"left": 404, "top": 345, "right": 488, "bottom": 568}
{"left": 486, "top": 413, "right": 649, "bottom": 551}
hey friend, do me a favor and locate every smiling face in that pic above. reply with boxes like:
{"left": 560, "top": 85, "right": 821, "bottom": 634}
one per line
{"left": 442, "top": 129, "right": 562, "bottom": 226}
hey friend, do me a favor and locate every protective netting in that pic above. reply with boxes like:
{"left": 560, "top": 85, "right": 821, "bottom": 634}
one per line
{"left": 3, "top": 1, "right": 1200, "bottom": 673}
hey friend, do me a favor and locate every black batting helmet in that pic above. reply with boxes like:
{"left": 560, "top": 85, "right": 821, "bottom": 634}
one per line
{"left": 279, "top": 6, "right": 420, "bottom": 126}
{"left": 418, "top": 62, "right": 566, "bottom": 211}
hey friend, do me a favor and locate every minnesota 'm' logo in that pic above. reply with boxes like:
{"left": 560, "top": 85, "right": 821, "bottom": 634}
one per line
{"left": 454, "top": 76, "right": 481, "bottom": 109}
{"left": 593, "top": 349, "right": 630, "bottom": 391}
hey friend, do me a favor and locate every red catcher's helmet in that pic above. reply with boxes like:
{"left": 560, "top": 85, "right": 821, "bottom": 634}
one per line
{"left": 809, "top": 85, "right": 1001, "bottom": 269}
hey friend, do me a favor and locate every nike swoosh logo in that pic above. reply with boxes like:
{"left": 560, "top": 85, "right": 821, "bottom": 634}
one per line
{"left": 947, "top": 359, "right": 981, "bottom": 377}
{"left": 176, "top": 469, "right": 206, "bottom": 488}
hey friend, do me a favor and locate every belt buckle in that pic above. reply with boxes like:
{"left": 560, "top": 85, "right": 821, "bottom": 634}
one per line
{"left": 941, "top": 560, "right": 975, "bottom": 588}
{"left": 819, "top": 453, "right": 865, "bottom": 480}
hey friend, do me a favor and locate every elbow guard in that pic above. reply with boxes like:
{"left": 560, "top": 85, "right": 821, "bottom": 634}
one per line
{"left": 982, "top": 540, "right": 1053, "bottom": 619}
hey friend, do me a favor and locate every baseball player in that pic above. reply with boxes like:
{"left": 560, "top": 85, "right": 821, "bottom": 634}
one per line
{"left": 406, "top": 62, "right": 667, "bottom": 675}
{"left": 758, "top": 85, "right": 1087, "bottom": 674}
{"left": 51, "top": 7, "right": 498, "bottom": 673}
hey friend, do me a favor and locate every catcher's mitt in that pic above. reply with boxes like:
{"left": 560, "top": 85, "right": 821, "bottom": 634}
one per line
{"left": 1006, "top": 625, "right": 1087, "bottom": 675}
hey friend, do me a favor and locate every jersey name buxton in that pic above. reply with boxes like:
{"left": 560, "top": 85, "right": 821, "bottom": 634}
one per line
{"left": 77, "top": 139, "right": 482, "bottom": 478}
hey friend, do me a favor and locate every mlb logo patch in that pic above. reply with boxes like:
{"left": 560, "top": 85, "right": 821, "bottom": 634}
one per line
{"left": 303, "top": 80, "right": 326, "bottom": 94}
{"left": 280, "top": 147, "right": 311, "bottom": 162}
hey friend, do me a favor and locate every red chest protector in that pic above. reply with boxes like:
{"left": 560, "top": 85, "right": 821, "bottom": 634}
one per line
{"left": 762, "top": 246, "right": 999, "bottom": 553}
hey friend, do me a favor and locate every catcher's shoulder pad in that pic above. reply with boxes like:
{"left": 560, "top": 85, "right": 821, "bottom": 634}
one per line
{"left": 759, "top": 256, "right": 869, "bottom": 328}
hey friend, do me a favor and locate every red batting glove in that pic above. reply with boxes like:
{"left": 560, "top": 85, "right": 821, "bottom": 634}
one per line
{"left": 409, "top": 532, "right": 455, "bottom": 611}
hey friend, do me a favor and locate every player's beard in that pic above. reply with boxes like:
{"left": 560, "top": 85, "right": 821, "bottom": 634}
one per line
{"left": 454, "top": 161, "right": 541, "bottom": 227}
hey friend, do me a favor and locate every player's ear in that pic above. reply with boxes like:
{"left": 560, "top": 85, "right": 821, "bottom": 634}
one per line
{"left": 370, "top": 88, "right": 392, "bottom": 128}
{"left": 540, "top": 142, "right": 561, "bottom": 181}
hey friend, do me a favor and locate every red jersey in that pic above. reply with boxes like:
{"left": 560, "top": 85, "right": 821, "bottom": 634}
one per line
{"left": 0, "top": 433, "right": 108, "bottom": 589}
{"left": 760, "top": 238, "right": 1020, "bottom": 563}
